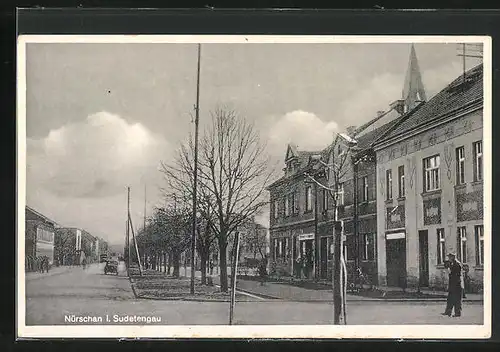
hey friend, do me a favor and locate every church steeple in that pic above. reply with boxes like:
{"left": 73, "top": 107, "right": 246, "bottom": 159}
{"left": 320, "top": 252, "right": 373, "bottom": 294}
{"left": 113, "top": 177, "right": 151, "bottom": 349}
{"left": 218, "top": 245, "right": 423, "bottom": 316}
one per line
{"left": 402, "top": 44, "right": 427, "bottom": 112}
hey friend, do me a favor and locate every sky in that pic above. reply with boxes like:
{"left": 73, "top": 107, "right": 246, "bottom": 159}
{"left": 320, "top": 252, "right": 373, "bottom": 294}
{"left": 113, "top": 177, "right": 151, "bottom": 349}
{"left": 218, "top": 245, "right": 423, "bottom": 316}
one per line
{"left": 24, "top": 41, "right": 478, "bottom": 246}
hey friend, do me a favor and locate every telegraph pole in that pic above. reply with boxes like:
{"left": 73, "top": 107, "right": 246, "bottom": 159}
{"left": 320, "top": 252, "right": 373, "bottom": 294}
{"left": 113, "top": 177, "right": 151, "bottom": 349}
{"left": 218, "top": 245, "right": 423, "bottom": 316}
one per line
{"left": 191, "top": 43, "right": 201, "bottom": 294}
{"left": 127, "top": 187, "right": 131, "bottom": 271}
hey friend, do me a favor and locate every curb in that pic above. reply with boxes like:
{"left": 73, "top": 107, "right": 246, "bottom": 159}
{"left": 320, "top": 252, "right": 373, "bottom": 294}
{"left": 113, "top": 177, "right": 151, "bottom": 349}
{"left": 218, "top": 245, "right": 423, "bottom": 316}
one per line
{"left": 235, "top": 287, "right": 483, "bottom": 303}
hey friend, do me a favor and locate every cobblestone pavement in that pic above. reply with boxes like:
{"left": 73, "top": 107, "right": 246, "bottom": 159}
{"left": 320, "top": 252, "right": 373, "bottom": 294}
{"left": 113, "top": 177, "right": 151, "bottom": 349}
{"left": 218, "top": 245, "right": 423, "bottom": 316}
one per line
{"left": 24, "top": 263, "right": 484, "bottom": 326}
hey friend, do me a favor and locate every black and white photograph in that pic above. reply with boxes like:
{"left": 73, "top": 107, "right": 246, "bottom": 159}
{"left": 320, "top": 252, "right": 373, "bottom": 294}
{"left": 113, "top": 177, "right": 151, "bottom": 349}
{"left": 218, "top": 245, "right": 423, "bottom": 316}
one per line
{"left": 16, "top": 35, "right": 491, "bottom": 339}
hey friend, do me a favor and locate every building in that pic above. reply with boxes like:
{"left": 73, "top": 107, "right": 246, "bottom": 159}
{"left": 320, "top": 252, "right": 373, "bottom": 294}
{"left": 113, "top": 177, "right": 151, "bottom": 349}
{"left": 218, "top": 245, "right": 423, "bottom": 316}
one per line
{"left": 267, "top": 145, "right": 326, "bottom": 278}
{"left": 267, "top": 44, "right": 427, "bottom": 285}
{"left": 25, "top": 206, "right": 57, "bottom": 270}
{"left": 373, "top": 63, "right": 484, "bottom": 292}
{"left": 54, "top": 227, "right": 96, "bottom": 265}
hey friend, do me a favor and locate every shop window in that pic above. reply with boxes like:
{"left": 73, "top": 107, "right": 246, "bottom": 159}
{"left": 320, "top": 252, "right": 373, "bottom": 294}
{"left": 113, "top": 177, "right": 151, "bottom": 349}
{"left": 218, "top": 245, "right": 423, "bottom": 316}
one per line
{"left": 437, "top": 228, "right": 445, "bottom": 265}
{"left": 458, "top": 226, "right": 467, "bottom": 263}
{"left": 475, "top": 225, "right": 484, "bottom": 266}
{"left": 362, "top": 233, "right": 375, "bottom": 261}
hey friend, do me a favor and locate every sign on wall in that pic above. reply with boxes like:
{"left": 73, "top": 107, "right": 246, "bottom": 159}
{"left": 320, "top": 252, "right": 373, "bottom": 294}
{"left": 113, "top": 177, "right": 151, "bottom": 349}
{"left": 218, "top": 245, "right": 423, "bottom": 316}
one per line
{"left": 299, "top": 233, "right": 314, "bottom": 241}
{"left": 386, "top": 204, "right": 405, "bottom": 229}
{"left": 423, "top": 197, "right": 442, "bottom": 225}
{"left": 456, "top": 190, "right": 483, "bottom": 222}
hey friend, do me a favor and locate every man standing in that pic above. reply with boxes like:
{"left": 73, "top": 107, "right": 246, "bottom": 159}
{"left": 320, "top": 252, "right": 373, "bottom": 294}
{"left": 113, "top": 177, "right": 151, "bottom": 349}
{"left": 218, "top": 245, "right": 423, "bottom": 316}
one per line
{"left": 442, "top": 252, "right": 464, "bottom": 317}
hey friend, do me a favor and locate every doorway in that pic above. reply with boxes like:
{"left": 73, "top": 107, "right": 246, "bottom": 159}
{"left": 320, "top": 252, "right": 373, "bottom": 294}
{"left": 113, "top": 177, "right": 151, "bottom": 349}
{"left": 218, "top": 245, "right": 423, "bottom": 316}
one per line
{"left": 320, "top": 237, "right": 328, "bottom": 279}
{"left": 386, "top": 237, "right": 407, "bottom": 288}
{"left": 418, "top": 230, "right": 429, "bottom": 287}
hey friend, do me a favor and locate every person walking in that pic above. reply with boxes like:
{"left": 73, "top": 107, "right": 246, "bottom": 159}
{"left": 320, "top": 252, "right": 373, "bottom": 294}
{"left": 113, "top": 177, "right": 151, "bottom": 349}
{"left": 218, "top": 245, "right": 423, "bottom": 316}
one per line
{"left": 442, "top": 252, "right": 464, "bottom": 317}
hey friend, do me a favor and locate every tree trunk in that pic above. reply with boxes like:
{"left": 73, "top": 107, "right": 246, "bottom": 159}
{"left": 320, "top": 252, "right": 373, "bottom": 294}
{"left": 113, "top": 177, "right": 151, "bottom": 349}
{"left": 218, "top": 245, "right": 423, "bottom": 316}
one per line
{"left": 167, "top": 252, "right": 172, "bottom": 275}
{"left": 200, "top": 251, "right": 208, "bottom": 285}
{"left": 163, "top": 252, "right": 167, "bottom": 273}
{"left": 172, "top": 251, "right": 181, "bottom": 278}
{"left": 219, "top": 240, "right": 229, "bottom": 292}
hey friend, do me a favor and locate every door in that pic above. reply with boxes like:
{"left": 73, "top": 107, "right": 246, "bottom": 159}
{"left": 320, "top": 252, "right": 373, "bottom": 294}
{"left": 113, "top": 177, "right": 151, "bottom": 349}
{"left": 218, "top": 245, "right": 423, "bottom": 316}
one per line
{"left": 320, "top": 237, "right": 328, "bottom": 279}
{"left": 419, "top": 230, "right": 429, "bottom": 287}
{"left": 386, "top": 238, "right": 407, "bottom": 288}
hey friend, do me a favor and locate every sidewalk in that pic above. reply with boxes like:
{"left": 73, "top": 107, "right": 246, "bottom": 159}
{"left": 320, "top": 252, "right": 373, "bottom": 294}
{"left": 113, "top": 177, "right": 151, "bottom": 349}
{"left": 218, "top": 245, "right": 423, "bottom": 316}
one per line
{"left": 234, "top": 278, "right": 483, "bottom": 302}
{"left": 25, "top": 263, "right": 99, "bottom": 281}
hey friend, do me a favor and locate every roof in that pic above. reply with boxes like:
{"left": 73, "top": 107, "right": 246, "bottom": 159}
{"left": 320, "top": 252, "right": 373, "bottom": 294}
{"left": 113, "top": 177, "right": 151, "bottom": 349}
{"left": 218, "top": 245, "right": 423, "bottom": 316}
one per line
{"left": 25, "top": 206, "right": 58, "bottom": 226}
{"left": 380, "top": 64, "right": 483, "bottom": 143}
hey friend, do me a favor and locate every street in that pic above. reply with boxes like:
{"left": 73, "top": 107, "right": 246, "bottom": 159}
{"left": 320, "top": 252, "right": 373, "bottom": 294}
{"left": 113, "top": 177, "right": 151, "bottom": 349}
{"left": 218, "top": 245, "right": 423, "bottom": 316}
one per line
{"left": 25, "top": 262, "right": 484, "bottom": 325}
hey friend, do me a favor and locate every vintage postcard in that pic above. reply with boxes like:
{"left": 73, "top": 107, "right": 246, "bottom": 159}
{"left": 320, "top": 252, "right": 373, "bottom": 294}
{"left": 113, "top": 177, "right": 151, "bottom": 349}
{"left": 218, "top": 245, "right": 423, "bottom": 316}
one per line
{"left": 17, "top": 35, "right": 491, "bottom": 339}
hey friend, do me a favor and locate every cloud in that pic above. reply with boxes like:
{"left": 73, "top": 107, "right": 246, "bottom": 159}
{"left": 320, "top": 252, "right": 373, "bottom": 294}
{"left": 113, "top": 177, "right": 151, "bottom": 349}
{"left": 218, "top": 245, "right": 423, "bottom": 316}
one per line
{"left": 27, "top": 111, "right": 169, "bottom": 199}
{"left": 268, "top": 110, "right": 339, "bottom": 153}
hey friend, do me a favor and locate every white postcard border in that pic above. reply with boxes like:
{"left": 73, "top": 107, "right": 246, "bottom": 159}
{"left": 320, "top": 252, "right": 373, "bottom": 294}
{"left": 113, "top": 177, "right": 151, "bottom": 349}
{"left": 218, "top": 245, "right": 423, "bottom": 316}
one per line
{"left": 16, "top": 34, "right": 492, "bottom": 339}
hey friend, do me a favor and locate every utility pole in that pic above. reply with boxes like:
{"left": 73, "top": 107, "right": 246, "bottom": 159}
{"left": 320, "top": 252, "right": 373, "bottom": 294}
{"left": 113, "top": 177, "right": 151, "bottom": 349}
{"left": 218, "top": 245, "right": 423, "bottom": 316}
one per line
{"left": 126, "top": 187, "right": 131, "bottom": 273}
{"left": 191, "top": 43, "right": 201, "bottom": 294}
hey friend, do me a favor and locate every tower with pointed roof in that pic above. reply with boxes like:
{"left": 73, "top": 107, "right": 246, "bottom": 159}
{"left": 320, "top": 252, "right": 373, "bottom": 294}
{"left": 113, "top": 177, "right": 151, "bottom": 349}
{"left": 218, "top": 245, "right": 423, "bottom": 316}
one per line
{"left": 402, "top": 44, "right": 427, "bottom": 113}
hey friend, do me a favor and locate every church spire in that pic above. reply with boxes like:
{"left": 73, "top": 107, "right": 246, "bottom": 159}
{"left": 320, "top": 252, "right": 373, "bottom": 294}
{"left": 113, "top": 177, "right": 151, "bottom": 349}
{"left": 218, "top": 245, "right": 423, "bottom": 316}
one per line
{"left": 402, "top": 44, "right": 427, "bottom": 112}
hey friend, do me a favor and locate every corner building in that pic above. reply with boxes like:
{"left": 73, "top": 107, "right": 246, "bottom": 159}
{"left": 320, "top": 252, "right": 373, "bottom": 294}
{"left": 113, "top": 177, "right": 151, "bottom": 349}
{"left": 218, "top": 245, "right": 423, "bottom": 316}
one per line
{"left": 374, "top": 64, "right": 484, "bottom": 292}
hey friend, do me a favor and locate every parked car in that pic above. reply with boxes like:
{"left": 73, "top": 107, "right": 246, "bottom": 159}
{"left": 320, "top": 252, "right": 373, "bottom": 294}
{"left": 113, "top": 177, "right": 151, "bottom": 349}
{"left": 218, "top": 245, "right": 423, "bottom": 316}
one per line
{"left": 104, "top": 260, "right": 119, "bottom": 275}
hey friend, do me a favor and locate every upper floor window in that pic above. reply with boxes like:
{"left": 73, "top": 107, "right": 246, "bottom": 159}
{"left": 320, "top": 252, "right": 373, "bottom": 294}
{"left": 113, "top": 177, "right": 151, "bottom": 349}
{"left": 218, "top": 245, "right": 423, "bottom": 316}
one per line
{"left": 272, "top": 201, "right": 279, "bottom": 219}
{"left": 361, "top": 233, "right": 375, "bottom": 261}
{"left": 305, "top": 186, "right": 313, "bottom": 212}
{"left": 36, "top": 227, "right": 54, "bottom": 243}
{"left": 423, "top": 155, "right": 440, "bottom": 192}
{"left": 361, "top": 176, "right": 369, "bottom": 202}
{"left": 456, "top": 146, "right": 466, "bottom": 185}
{"left": 473, "top": 141, "right": 483, "bottom": 181}
{"left": 336, "top": 182, "right": 344, "bottom": 206}
{"left": 398, "top": 165, "right": 405, "bottom": 198}
{"left": 386, "top": 169, "right": 393, "bottom": 200}
{"left": 322, "top": 189, "right": 328, "bottom": 212}
{"left": 284, "top": 196, "right": 290, "bottom": 217}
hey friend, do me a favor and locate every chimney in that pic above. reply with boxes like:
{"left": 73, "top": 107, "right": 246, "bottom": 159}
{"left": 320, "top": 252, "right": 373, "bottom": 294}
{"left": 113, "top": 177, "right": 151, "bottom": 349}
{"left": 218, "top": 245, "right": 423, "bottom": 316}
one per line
{"left": 390, "top": 99, "right": 405, "bottom": 115}
{"left": 376, "top": 110, "right": 385, "bottom": 117}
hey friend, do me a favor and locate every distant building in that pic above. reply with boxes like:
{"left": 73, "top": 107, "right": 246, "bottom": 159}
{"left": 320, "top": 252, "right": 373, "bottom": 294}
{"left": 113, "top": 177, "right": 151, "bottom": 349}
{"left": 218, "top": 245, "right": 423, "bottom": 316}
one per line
{"left": 54, "top": 227, "right": 96, "bottom": 265}
{"left": 25, "top": 206, "right": 57, "bottom": 270}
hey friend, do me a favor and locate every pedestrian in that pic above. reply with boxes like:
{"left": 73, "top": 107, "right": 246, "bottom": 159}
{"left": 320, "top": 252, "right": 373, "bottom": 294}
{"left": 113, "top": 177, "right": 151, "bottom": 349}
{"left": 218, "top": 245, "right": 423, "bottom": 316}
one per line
{"left": 209, "top": 260, "right": 214, "bottom": 275}
{"left": 294, "top": 256, "right": 302, "bottom": 279}
{"left": 258, "top": 256, "right": 268, "bottom": 286}
{"left": 82, "top": 257, "right": 87, "bottom": 270}
{"left": 442, "top": 252, "right": 464, "bottom": 317}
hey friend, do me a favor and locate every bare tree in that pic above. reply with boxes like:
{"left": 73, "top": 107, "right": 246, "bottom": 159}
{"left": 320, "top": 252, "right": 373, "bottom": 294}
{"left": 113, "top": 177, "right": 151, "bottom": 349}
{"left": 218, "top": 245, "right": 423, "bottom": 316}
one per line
{"left": 161, "top": 106, "right": 275, "bottom": 292}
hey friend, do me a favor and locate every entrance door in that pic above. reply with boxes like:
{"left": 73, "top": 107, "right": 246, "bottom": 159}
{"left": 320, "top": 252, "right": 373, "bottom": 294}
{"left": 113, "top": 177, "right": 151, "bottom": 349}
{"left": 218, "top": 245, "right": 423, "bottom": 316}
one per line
{"left": 320, "top": 237, "right": 328, "bottom": 279}
{"left": 386, "top": 237, "right": 407, "bottom": 288}
{"left": 419, "top": 230, "right": 429, "bottom": 287}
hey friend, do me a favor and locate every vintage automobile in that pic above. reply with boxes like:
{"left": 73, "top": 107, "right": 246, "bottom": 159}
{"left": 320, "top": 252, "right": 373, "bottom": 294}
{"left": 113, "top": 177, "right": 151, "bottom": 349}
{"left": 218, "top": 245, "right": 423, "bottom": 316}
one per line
{"left": 104, "top": 260, "right": 119, "bottom": 275}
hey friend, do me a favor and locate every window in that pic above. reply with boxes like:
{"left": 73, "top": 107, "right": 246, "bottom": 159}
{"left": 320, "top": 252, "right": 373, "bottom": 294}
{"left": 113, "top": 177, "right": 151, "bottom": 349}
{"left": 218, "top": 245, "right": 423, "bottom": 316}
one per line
{"left": 36, "top": 227, "right": 54, "bottom": 243}
{"left": 322, "top": 189, "right": 328, "bottom": 212}
{"left": 337, "top": 183, "right": 344, "bottom": 206}
{"left": 284, "top": 238, "right": 289, "bottom": 260}
{"left": 475, "top": 225, "right": 484, "bottom": 266}
{"left": 458, "top": 227, "right": 467, "bottom": 263}
{"left": 473, "top": 141, "right": 483, "bottom": 181}
{"left": 345, "top": 235, "right": 356, "bottom": 261}
{"left": 305, "top": 186, "right": 313, "bottom": 212}
{"left": 293, "top": 192, "right": 299, "bottom": 214}
{"left": 273, "top": 238, "right": 278, "bottom": 260}
{"left": 437, "top": 228, "right": 446, "bottom": 265}
{"left": 423, "top": 155, "right": 440, "bottom": 192}
{"left": 362, "top": 234, "right": 375, "bottom": 261}
{"left": 398, "top": 165, "right": 405, "bottom": 198}
{"left": 284, "top": 196, "right": 290, "bottom": 216}
{"left": 361, "top": 176, "right": 369, "bottom": 202}
{"left": 338, "top": 145, "right": 342, "bottom": 156}
{"left": 386, "top": 169, "right": 393, "bottom": 200}
{"left": 456, "top": 146, "right": 466, "bottom": 185}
